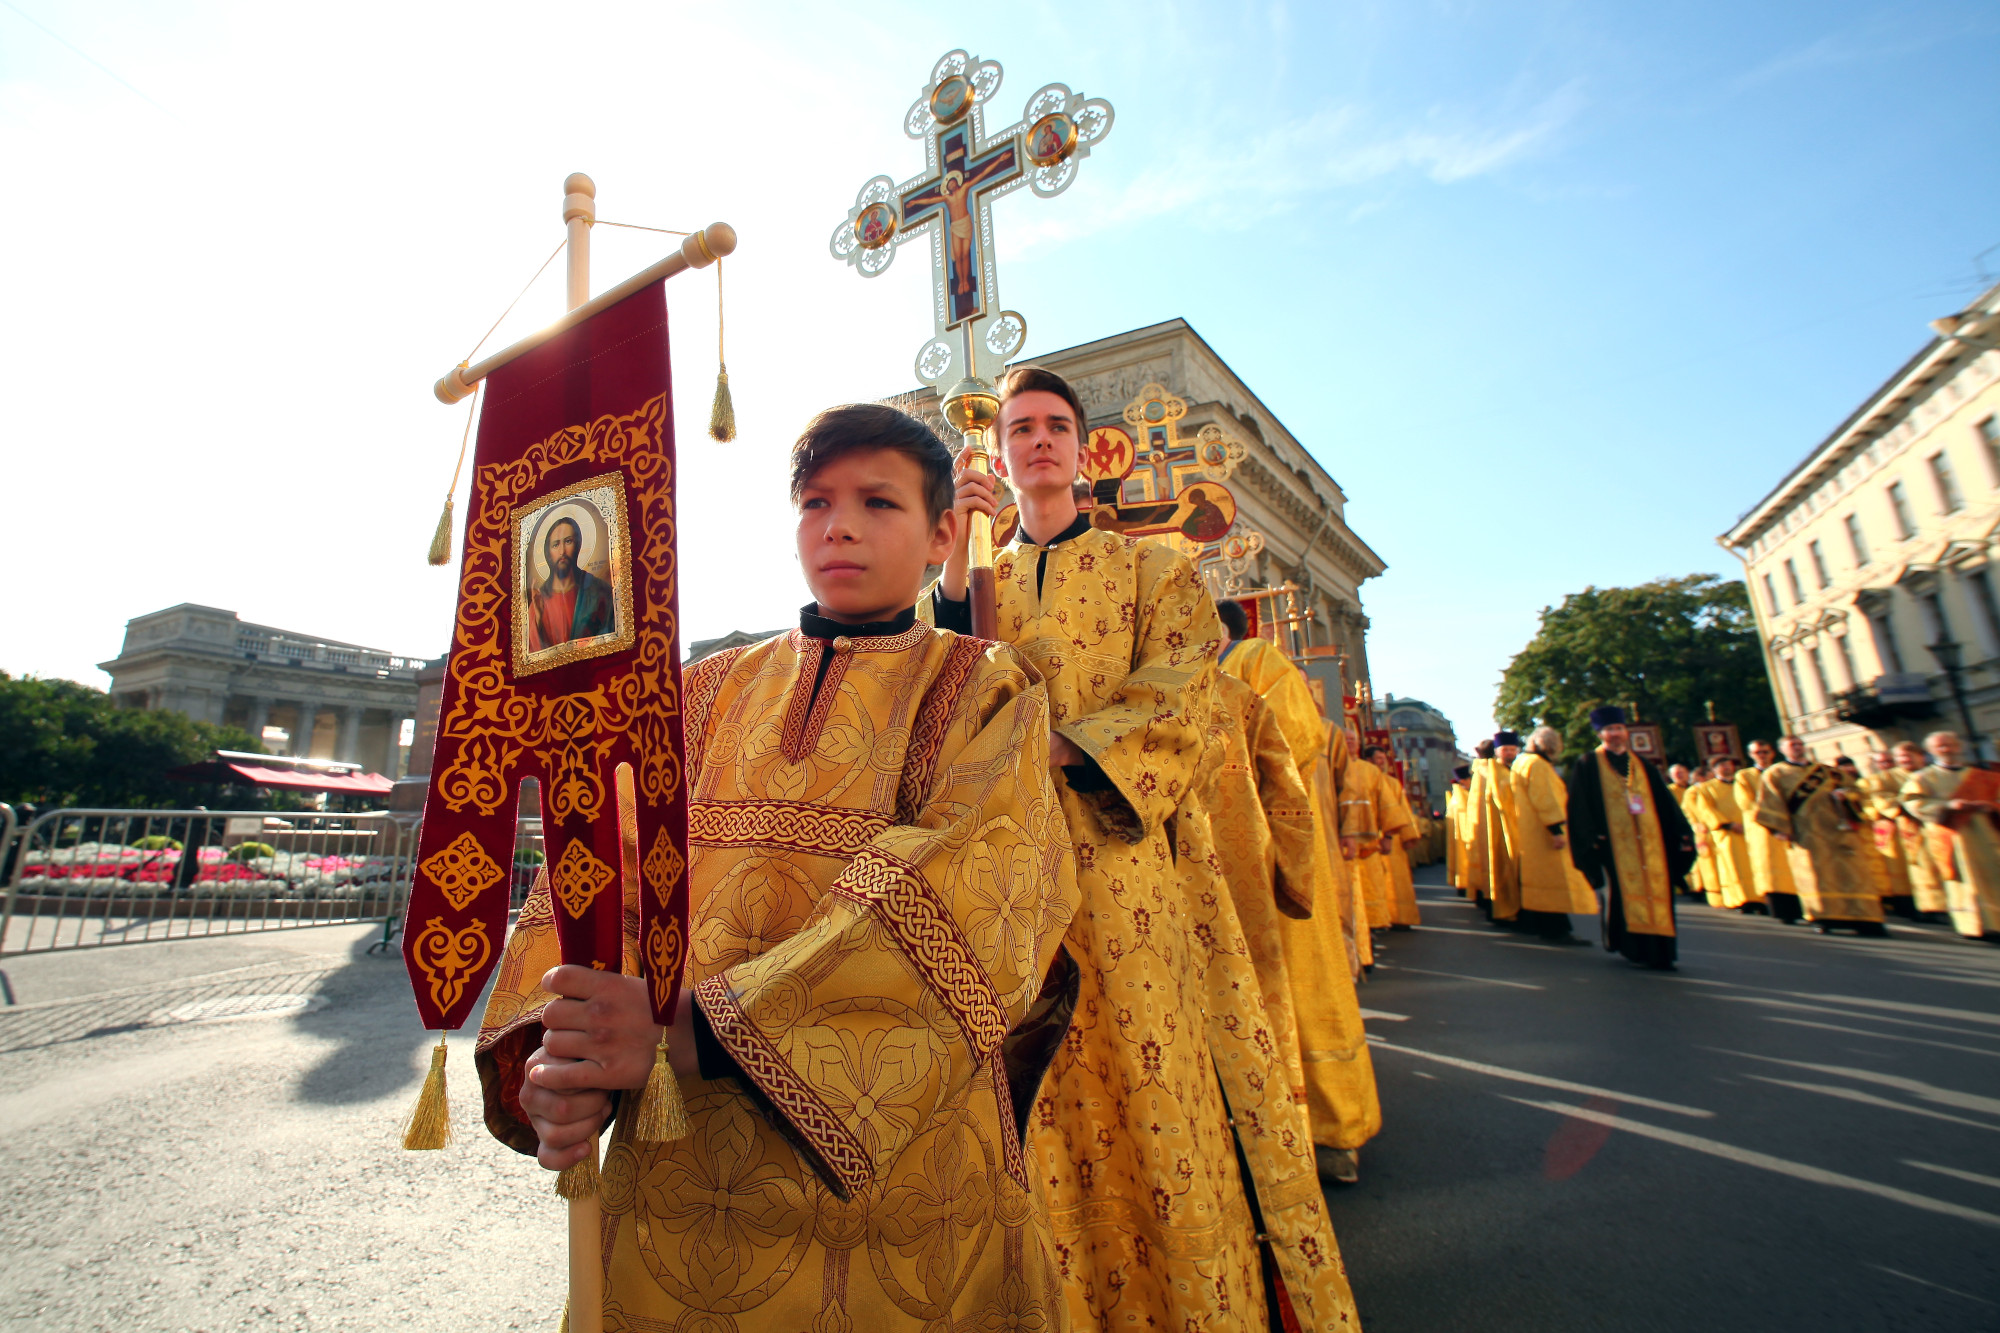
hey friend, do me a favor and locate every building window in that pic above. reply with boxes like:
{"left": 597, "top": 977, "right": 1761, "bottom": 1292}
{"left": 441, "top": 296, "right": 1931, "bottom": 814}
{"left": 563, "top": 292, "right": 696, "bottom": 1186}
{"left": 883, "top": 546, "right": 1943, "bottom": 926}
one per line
{"left": 1888, "top": 481, "right": 1916, "bottom": 538}
{"left": 1845, "top": 513, "right": 1870, "bottom": 567}
{"left": 1809, "top": 539, "right": 1831, "bottom": 588}
{"left": 1980, "top": 416, "right": 2000, "bottom": 486}
{"left": 1809, "top": 646, "right": 1833, "bottom": 702}
{"left": 1971, "top": 568, "right": 2000, "bottom": 653}
{"left": 1930, "top": 452, "right": 1965, "bottom": 513}
{"left": 1785, "top": 559, "right": 1805, "bottom": 603}
{"left": 1763, "top": 573, "right": 1782, "bottom": 615}
{"left": 1871, "top": 612, "right": 1906, "bottom": 675}
{"left": 1784, "top": 656, "right": 1809, "bottom": 717}
{"left": 1835, "top": 633, "right": 1860, "bottom": 687}
{"left": 1920, "top": 592, "right": 1953, "bottom": 651}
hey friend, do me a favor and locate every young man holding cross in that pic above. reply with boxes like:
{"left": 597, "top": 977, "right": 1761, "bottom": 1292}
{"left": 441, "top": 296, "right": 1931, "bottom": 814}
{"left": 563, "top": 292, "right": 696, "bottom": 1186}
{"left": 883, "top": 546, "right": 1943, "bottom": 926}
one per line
{"left": 935, "top": 366, "right": 1359, "bottom": 1333}
{"left": 478, "top": 404, "right": 1080, "bottom": 1333}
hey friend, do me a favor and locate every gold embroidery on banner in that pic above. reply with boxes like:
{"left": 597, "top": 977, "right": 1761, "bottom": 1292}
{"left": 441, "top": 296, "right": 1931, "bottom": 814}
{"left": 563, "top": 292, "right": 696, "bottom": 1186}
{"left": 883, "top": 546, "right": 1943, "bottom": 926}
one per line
{"left": 644, "top": 914, "right": 685, "bottom": 1013}
{"left": 550, "top": 838, "right": 617, "bottom": 919}
{"left": 642, "top": 827, "right": 685, "bottom": 910}
{"left": 413, "top": 916, "right": 494, "bottom": 1014}
{"left": 417, "top": 831, "right": 504, "bottom": 912}
{"left": 688, "top": 800, "right": 892, "bottom": 857}
{"left": 433, "top": 393, "right": 684, "bottom": 816}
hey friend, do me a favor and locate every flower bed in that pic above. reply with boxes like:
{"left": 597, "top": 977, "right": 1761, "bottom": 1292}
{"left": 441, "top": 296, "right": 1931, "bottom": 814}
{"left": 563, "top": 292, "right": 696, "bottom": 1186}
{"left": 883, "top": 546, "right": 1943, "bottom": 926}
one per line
{"left": 11, "top": 843, "right": 411, "bottom": 901}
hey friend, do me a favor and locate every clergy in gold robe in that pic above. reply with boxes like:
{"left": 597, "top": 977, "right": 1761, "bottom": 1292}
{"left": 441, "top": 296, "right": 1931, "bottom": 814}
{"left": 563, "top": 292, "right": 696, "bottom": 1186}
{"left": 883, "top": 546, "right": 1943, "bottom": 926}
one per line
{"left": 1218, "top": 612, "right": 1381, "bottom": 1178}
{"left": 1565, "top": 707, "right": 1696, "bottom": 969}
{"left": 1886, "top": 741, "right": 1950, "bottom": 915}
{"left": 1359, "top": 744, "right": 1420, "bottom": 928}
{"left": 1859, "top": 752, "right": 1915, "bottom": 913}
{"left": 1683, "top": 756, "right": 1756, "bottom": 910}
{"left": 935, "top": 367, "right": 1360, "bottom": 1331}
{"left": 1482, "top": 731, "right": 1525, "bottom": 923}
{"left": 1341, "top": 752, "right": 1394, "bottom": 929}
{"left": 1445, "top": 771, "right": 1472, "bottom": 892}
{"left": 1204, "top": 671, "right": 1316, "bottom": 1112}
{"left": 1901, "top": 730, "right": 2000, "bottom": 941}
{"left": 1752, "top": 735, "right": 1886, "bottom": 934}
{"left": 1509, "top": 727, "right": 1597, "bottom": 940}
{"left": 477, "top": 609, "right": 1081, "bottom": 1332}
{"left": 1464, "top": 753, "right": 1495, "bottom": 903}
{"left": 1737, "top": 740, "right": 1798, "bottom": 920}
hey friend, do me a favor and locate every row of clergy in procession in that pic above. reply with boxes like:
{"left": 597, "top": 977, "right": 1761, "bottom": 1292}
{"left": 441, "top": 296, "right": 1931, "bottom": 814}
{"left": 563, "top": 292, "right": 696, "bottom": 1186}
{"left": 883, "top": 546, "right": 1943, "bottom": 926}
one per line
{"left": 465, "top": 372, "right": 1480, "bottom": 1333}
{"left": 1440, "top": 722, "right": 2000, "bottom": 957}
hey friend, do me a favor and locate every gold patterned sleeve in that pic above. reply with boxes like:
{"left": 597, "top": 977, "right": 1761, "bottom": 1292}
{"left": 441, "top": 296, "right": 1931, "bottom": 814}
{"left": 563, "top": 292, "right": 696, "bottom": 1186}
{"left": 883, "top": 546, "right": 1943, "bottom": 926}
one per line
{"left": 1753, "top": 767, "right": 1796, "bottom": 837}
{"left": 1340, "top": 760, "right": 1381, "bottom": 839}
{"left": 473, "top": 869, "right": 564, "bottom": 1155}
{"left": 1519, "top": 757, "right": 1566, "bottom": 829}
{"left": 1058, "top": 542, "right": 1223, "bottom": 841}
{"left": 693, "top": 650, "right": 1080, "bottom": 1196}
{"left": 1249, "top": 693, "right": 1317, "bottom": 919}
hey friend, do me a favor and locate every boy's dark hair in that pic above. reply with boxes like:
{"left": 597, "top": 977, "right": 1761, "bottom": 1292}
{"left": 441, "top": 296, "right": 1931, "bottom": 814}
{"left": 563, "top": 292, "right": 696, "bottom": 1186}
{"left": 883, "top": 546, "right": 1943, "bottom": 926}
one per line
{"left": 790, "top": 403, "right": 954, "bottom": 523}
{"left": 999, "top": 364, "right": 1088, "bottom": 435}
{"left": 1215, "top": 598, "right": 1249, "bottom": 639}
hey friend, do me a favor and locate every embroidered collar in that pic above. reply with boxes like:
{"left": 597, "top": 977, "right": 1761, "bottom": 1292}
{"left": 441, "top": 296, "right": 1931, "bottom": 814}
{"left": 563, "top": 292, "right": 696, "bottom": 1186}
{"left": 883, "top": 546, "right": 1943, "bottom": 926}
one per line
{"left": 1009, "top": 511, "right": 1094, "bottom": 551}
{"left": 797, "top": 603, "right": 917, "bottom": 641}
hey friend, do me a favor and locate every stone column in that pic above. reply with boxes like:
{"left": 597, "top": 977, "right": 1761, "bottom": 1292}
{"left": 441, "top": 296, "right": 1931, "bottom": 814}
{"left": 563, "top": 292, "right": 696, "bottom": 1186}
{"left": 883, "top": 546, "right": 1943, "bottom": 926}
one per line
{"left": 294, "top": 701, "right": 321, "bottom": 758}
{"left": 247, "top": 697, "right": 272, "bottom": 747}
{"left": 385, "top": 714, "right": 410, "bottom": 779}
{"left": 338, "top": 706, "right": 364, "bottom": 765}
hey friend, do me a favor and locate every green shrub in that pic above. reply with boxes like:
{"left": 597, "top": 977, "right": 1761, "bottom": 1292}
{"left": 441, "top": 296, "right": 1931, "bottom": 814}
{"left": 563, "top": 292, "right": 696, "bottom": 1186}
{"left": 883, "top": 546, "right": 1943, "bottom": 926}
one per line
{"left": 132, "top": 835, "right": 183, "bottom": 851}
{"left": 229, "top": 841, "right": 279, "bottom": 861}
{"left": 514, "top": 847, "right": 546, "bottom": 866}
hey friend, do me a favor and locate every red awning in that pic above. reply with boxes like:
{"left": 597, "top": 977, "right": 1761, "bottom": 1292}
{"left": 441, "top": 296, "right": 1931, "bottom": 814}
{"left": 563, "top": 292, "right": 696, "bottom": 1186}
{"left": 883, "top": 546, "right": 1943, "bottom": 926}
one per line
{"left": 167, "top": 761, "right": 395, "bottom": 794}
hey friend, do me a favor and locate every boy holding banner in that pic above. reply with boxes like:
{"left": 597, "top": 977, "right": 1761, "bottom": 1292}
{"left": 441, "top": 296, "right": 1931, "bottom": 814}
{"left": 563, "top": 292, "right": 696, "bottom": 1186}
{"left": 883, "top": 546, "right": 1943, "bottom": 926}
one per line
{"left": 477, "top": 404, "right": 1080, "bottom": 1332}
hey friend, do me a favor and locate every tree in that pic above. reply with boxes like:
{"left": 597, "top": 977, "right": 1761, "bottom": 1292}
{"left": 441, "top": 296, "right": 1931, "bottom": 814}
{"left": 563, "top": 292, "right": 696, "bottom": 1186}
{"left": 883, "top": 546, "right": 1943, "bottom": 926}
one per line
{"left": 1495, "top": 575, "right": 1780, "bottom": 767}
{"left": 0, "top": 673, "right": 266, "bottom": 810}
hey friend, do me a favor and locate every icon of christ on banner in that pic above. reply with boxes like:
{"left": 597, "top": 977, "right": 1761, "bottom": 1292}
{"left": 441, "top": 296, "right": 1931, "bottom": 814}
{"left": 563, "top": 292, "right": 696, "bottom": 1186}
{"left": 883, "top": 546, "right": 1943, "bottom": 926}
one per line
{"left": 514, "top": 475, "right": 635, "bottom": 673}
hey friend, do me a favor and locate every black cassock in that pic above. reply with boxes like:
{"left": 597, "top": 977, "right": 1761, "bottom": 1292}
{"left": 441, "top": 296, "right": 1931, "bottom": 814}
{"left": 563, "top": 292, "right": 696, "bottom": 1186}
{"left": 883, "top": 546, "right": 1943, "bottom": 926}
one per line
{"left": 1565, "top": 748, "right": 1697, "bottom": 969}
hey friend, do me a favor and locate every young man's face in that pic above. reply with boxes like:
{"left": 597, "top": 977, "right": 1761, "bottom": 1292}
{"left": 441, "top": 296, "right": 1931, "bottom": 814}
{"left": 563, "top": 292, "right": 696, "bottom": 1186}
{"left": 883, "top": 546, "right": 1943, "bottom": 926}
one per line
{"left": 796, "top": 447, "right": 955, "bottom": 624}
{"left": 1712, "top": 758, "right": 1738, "bottom": 780}
{"left": 1780, "top": 737, "right": 1809, "bottom": 764}
{"left": 994, "top": 390, "right": 1081, "bottom": 500}
{"left": 1895, "top": 745, "right": 1926, "bottom": 771}
{"left": 1748, "top": 741, "right": 1775, "bottom": 767}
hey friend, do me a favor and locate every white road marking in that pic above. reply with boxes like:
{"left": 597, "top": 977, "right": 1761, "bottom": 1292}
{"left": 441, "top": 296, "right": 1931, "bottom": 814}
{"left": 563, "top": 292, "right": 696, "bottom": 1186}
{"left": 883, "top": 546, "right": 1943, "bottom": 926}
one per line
{"left": 1905, "top": 1160, "right": 2000, "bottom": 1190}
{"left": 1763, "top": 1016, "right": 2000, "bottom": 1060}
{"left": 1410, "top": 1070, "right": 1438, "bottom": 1079}
{"left": 1358, "top": 1008, "right": 1409, "bottom": 1022}
{"left": 1688, "top": 989, "right": 2000, "bottom": 1040}
{"left": 1409, "top": 926, "right": 1502, "bottom": 937}
{"left": 1715, "top": 1050, "right": 2000, "bottom": 1117}
{"left": 1788, "top": 991, "right": 2000, "bottom": 1028}
{"left": 1868, "top": 1265, "right": 1997, "bottom": 1305}
{"left": 1375, "top": 964, "right": 1544, "bottom": 990}
{"left": 1502, "top": 1097, "right": 2000, "bottom": 1228}
{"left": 1891, "top": 970, "right": 2000, "bottom": 990}
{"left": 1368, "top": 1038, "right": 1711, "bottom": 1117}
{"left": 1737, "top": 1075, "right": 2000, "bottom": 1133}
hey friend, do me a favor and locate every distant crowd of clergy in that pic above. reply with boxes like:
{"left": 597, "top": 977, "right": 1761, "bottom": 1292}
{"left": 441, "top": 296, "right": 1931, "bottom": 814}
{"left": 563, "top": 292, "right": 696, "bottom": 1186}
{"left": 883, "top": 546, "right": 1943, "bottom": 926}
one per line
{"left": 1443, "top": 716, "right": 2000, "bottom": 967}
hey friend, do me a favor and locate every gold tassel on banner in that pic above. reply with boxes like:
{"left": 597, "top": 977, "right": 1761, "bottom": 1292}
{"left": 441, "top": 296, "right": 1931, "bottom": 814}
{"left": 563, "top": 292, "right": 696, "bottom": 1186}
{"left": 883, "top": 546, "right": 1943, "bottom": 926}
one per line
{"left": 631, "top": 1034, "right": 690, "bottom": 1142}
{"left": 556, "top": 1300, "right": 570, "bottom": 1333}
{"left": 427, "top": 374, "right": 480, "bottom": 566}
{"left": 708, "top": 258, "right": 736, "bottom": 442}
{"left": 402, "top": 1032, "right": 451, "bottom": 1150}
{"left": 555, "top": 1151, "right": 600, "bottom": 1199}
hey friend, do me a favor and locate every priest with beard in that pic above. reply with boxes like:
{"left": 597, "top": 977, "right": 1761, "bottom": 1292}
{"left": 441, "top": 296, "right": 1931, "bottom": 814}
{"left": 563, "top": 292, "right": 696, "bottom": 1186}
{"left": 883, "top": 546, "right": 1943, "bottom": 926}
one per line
{"left": 1565, "top": 706, "right": 1696, "bottom": 970}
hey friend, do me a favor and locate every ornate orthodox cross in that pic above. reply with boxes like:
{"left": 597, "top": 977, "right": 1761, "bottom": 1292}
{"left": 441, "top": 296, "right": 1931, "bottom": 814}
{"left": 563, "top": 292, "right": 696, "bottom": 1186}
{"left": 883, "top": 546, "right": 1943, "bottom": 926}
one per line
{"left": 830, "top": 49, "right": 1114, "bottom": 395}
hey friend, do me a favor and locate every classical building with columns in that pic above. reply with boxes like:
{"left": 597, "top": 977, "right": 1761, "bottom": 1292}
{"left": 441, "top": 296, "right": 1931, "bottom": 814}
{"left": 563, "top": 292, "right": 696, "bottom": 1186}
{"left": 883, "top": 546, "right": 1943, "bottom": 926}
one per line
{"left": 98, "top": 604, "right": 425, "bottom": 778}
{"left": 1720, "top": 281, "right": 2000, "bottom": 761}
{"left": 1379, "top": 694, "right": 1460, "bottom": 814}
{"left": 890, "top": 318, "right": 1386, "bottom": 690}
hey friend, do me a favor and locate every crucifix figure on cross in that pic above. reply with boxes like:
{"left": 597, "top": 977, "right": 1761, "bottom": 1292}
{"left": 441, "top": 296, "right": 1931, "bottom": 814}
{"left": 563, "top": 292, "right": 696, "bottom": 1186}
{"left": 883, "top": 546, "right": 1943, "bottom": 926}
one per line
{"left": 829, "top": 49, "right": 1113, "bottom": 393}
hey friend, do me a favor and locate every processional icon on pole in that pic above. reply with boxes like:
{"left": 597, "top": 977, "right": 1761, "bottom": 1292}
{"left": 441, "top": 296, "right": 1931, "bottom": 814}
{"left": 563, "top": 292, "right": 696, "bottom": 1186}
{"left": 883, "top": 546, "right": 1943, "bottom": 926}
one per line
{"left": 829, "top": 49, "right": 1113, "bottom": 636}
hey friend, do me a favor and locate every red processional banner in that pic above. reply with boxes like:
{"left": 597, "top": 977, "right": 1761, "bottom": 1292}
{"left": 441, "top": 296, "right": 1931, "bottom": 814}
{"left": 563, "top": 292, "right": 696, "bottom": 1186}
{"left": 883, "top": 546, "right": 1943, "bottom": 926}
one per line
{"left": 403, "top": 283, "right": 689, "bottom": 1033}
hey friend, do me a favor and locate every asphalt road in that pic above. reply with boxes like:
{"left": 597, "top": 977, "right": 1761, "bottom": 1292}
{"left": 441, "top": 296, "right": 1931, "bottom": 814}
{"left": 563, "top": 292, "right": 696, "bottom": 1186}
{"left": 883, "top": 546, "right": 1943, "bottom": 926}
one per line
{"left": 1330, "top": 864, "right": 2000, "bottom": 1333}
{"left": 1, "top": 874, "right": 1995, "bottom": 1331}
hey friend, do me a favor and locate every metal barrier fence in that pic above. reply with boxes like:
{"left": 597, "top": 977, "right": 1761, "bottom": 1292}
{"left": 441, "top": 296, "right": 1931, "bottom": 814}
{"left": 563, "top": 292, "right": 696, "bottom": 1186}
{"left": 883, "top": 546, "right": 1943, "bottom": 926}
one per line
{"left": 0, "top": 808, "right": 546, "bottom": 957}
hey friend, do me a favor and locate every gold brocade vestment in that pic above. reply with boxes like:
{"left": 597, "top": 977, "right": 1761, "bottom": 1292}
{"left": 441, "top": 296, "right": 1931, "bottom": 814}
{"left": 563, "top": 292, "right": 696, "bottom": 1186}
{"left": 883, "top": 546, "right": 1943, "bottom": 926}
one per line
{"left": 1901, "top": 765, "right": 2000, "bottom": 937}
{"left": 1378, "top": 778, "right": 1421, "bottom": 926}
{"left": 1682, "top": 778, "right": 1755, "bottom": 909}
{"left": 1753, "top": 762, "right": 1885, "bottom": 924}
{"left": 939, "top": 532, "right": 1359, "bottom": 1331}
{"left": 1221, "top": 636, "right": 1381, "bottom": 1153}
{"left": 1509, "top": 752, "right": 1597, "bottom": 915}
{"left": 1480, "top": 758, "right": 1522, "bottom": 920}
{"left": 476, "top": 625, "right": 1080, "bottom": 1333}
{"left": 1736, "top": 766, "right": 1792, "bottom": 903}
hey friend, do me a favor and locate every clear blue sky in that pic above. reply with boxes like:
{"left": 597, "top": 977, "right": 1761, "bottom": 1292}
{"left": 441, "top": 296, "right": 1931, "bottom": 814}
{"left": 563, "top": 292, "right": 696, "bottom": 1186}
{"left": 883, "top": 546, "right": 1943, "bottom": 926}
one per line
{"left": 3, "top": 0, "right": 1996, "bottom": 746}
